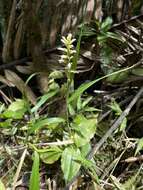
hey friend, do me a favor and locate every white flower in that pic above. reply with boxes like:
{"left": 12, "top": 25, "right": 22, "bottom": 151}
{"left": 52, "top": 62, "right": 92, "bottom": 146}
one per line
{"left": 59, "top": 33, "right": 76, "bottom": 67}
{"left": 58, "top": 47, "right": 68, "bottom": 53}
{"left": 61, "top": 55, "right": 68, "bottom": 59}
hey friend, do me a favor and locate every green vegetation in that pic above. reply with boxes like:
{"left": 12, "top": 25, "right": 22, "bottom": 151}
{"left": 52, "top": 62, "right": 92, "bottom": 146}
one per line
{"left": 0, "top": 0, "right": 143, "bottom": 189}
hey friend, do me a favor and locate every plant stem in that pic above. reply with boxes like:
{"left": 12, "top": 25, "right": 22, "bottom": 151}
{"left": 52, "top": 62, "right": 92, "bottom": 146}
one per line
{"left": 66, "top": 78, "right": 71, "bottom": 134}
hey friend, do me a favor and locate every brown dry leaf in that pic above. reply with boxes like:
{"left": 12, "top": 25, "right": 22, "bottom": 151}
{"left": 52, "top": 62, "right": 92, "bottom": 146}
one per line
{"left": 16, "top": 65, "right": 33, "bottom": 74}
{"left": 0, "top": 75, "right": 15, "bottom": 87}
{"left": 4, "top": 70, "right": 36, "bottom": 105}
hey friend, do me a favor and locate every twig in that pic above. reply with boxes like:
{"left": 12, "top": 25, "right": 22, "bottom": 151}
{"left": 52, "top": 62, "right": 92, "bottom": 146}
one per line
{"left": 33, "top": 140, "right": 74, "bottom": 147}
{"left": 0, "top": 89, "right": 12, "bottom": 104}
{"left": 64, "top": 86, "right": 143, "bottom": 190}
{"left": 12, "top": 148, "right": 27, "bottom": 190}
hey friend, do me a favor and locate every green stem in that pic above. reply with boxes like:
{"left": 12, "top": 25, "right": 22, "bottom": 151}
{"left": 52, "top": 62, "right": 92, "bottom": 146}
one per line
{"left": 66, "top": 76, "right": 71, "bottom": 134}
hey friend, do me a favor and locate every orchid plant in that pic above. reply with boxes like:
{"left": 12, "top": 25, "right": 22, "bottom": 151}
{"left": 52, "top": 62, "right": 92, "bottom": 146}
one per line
{"left": 59, "top": 33, "right": 77, "bottom": 128}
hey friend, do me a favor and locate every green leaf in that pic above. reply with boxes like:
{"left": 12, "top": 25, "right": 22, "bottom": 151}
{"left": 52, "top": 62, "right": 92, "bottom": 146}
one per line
{"left": 73, "top": 117, "right": 97, "bottom": 147}
{"left": 0, "top": 103, "right": 5, "bottom": 114}
{"left": 97, "top": 34, "right": 108, "bottom": 43}
{"left": 68, "top": 65, "right": 136, "bottom": 103}
{"left": 135, "top": 138, "right": 143, "bottom": 155}
{"left": 6, "top": 99, "right": 27, "bottom": 111}
{"left": 3, "top": 110, "right": 25, "bottom": 119}
{"left": 84, "top": 107, "right": 101, "bottom": 112}
{"left": 28, "top": 117, "right": 65, "bottom": 134}
{"left": 106, "top": 70, "right": 129, "bottom": 83}
{"left": 77, "top": 96, "right": 82, "bottom": 111}
{"left": 61, "top": 147, "right": 81, "bottom": 182}
{"left": 74, "top": 114, "right": 87, "bottom": 124}
{"left": 29, "top": 151, "right": 40, "bottom": 190}
{"left": 75, "top": 154, "right": 93, "bottom": 168}
{"left": 120, "top": 117, "right": 127, "bottom": 131}
{"left": 100, "top": 17, "right": 113, "bottom": 32}
{"left": 110, "top": 100, "right": 122, "bottom": 115}
{"left": 80, "top": 143, "right": 91, "bottom": 157}
{"left": 31, "top": 90, "right": 58, "bottom": 113}
{"left": 40, "top": 146, "right": 62, "bottom": 164}
{"left": 106, "top": 32, "right": 123, "bottom": 42}
{"left": 68, "top": 104, "right": 76, "bottom": 116}
{"left": 81, "top": 26, "right": 96, "bottom": 37}
{"left": 0, "top": 179, "right": 5, "bottom": 190}
{"left": 131, "top": 68, "right": 143, "bottom": 76}
{"left": 49, "top": 70, "right": 64, "bottom": 79}
{"left": 82, "top": 96, "right": 92, "bottom": 108}
{"left": 0, "top": 119, "right": 12, "bottom": 128}
{"left": 3, "top": 99, "right": 28, "bottom": 119}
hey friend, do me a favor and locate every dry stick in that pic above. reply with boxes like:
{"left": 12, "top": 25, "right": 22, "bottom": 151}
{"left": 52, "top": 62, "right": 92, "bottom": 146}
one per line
{"left": 65, "top": 86, "right": 143, "bottom": 190}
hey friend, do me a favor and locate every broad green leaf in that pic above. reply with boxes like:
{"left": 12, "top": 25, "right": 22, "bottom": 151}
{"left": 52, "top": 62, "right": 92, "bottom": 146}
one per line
{"left": 80, "top": 143, "right": 91, "bottom": 157}
{"left": 0, "top": 119, "right": 12, "bottom": 128}
{"left": 135, "top": 138, "right": 143, "bottom": 155}
{"left": 0, "top": 179, "right": 5, "bottom": 190}
{"left": 28, "top": 117, "right": 65, "bottom": 134}
{"left": 73, "top": 118, "right": 97, "bottom": 147}
{"left": 31, "top": 90, "right": 58, "bottom": 113}
{"left": 29, "top": 151, "right": 40, "bottom": 190}
{"left": 7, "top": 99, "right": 28, "bottom": 112}
{"left": 3, "top": 110, "right": 26, "bottom": 119}
{"left": 61, "top": 147, "right": 81, "bottom": 182}
{"left": 40, "top": 146, "right": 62, "bottom": 164}
{"left": 100, "top": 17, "right": 113, "bottom": 32}
{"left": 3, "top": 99, "right": 28, "bottom": 119}
{"left": 73, "top": 114, "right": 87, "bottom": 125}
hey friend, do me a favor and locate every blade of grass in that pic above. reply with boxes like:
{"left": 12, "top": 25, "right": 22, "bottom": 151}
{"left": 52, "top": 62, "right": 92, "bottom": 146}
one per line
{"left": 29, "top": 151, "right": 40, "bottom": 190}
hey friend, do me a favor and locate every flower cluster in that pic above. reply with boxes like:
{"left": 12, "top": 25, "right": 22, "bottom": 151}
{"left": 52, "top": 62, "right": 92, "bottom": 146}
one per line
{"left": 59, "top": 33, "right": 76, "bottom": 69}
